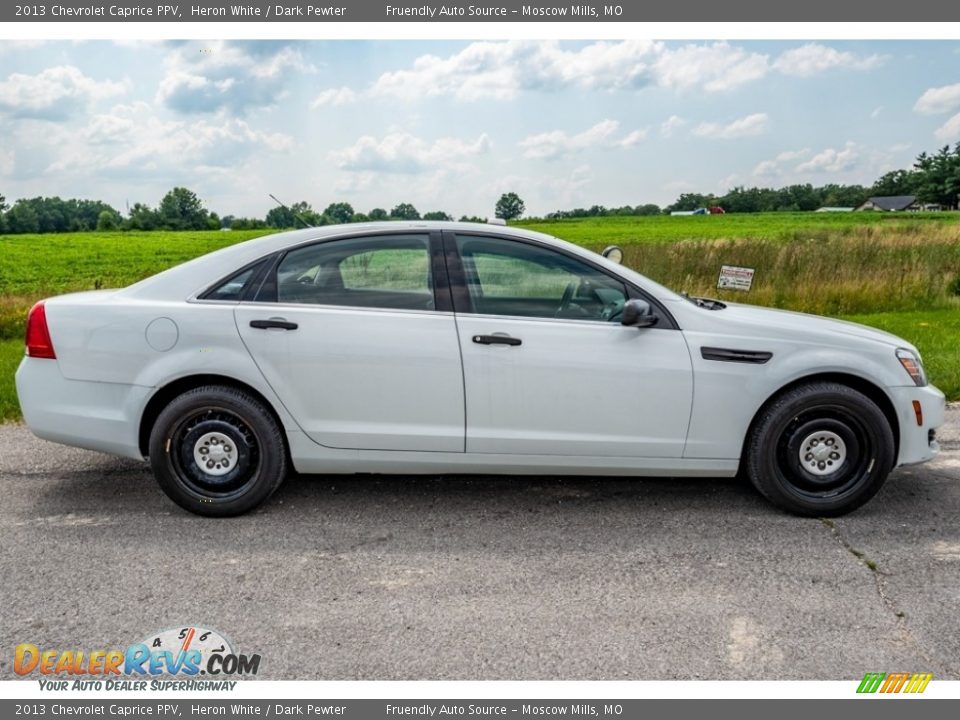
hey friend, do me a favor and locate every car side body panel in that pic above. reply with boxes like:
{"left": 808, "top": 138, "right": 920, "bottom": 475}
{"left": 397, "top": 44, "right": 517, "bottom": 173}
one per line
{"left": 14, "top": 222, "right": 943, "bottom": 480}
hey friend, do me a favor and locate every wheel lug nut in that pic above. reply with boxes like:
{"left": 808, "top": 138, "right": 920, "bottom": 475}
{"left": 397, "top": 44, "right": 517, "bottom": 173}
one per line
{"left": 206, "top": 460, "right": 214, "bottom": 469}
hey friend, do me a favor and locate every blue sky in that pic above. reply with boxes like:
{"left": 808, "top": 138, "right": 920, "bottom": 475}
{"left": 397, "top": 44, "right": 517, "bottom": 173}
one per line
{"left": 1, "top": 39, "right": 959, "bottom": 218}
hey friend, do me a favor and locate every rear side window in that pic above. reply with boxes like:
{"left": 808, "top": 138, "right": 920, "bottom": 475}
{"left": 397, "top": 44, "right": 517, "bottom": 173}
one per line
{"left": 271, "top": 234, "right": 435, "bottom": 311}
{"left": 201, "top": 262, "right": 266, "bottom": 301}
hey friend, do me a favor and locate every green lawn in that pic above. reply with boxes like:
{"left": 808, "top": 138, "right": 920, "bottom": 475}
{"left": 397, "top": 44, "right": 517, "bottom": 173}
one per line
{"left": 0, "top": 339, "right": 23, "bottom": 422}
{"left": 840, "top": 310, "right": 960, "bottom": 400}
{"left": 516, "top": 211, "right": 960, "bottom": 247}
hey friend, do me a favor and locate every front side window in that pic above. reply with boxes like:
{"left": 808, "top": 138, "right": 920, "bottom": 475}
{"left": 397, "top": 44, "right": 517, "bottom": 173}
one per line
{"left": 272, "top": 234, "right": 434, "bottom": 311}
{"left": 454, "top": 235, "right": 627, "bottom": 321}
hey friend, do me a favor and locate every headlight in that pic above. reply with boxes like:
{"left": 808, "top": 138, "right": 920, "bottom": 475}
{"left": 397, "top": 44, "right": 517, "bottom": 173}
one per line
{"left": 896, "top": 348, "right": 927, "bottom": 386}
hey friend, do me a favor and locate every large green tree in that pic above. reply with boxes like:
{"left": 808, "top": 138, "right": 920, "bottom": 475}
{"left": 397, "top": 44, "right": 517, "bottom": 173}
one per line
{"left": 390, "top": 203, "right": 420, "bottom": 220}
{"left": 323, "top": 202, "right": 355, "bottom": 225}
{"left": 266, "top": 201, "right": 320, "bottom": 228}
{"left": 158, "top": 187, "right": 210, "bottom": 230}
{"left": 495, "top": 192, "right": 525, "bottom": 220}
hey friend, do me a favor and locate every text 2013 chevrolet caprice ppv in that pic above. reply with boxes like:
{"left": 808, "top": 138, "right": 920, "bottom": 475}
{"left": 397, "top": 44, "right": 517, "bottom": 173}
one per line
{"left": 16, "top": 223, "right": 944, "bottom": 516}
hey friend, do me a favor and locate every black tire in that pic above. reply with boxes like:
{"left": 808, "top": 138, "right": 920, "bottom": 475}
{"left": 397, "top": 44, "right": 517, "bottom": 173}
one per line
{"left": 744, "top": 382, "right": 895, "bottom": 517}
{"left": 148, "top": 385, "right": 287, "bottom": 517}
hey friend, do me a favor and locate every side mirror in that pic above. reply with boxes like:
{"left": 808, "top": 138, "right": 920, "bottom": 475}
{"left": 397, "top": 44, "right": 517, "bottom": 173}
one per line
{"left": 601, "top": 245, "right": 624, "bottom": 264}
{"left": 621, "top": 299, "right": 659, "bottom": 328}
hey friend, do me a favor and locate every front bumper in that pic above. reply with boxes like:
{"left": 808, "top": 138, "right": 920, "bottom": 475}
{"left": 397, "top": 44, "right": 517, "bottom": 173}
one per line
{"left": 889, "top": 384, "right": 945, "bottom": 467}
{"left": 15, "top": 357, "right": 150, "bottom": 460}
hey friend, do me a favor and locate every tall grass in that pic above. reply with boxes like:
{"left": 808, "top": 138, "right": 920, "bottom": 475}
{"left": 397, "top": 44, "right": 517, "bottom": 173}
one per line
{"left": 612, "top": 225, "right": 960, "bottom": 316}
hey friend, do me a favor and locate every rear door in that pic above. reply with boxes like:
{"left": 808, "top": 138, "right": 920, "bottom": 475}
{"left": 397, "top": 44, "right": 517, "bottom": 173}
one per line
{"left": 446, "top": 232, "right": 693, "bottom": 458}
{"left": 235, "top": 231, "right": 465, "bottom": 452}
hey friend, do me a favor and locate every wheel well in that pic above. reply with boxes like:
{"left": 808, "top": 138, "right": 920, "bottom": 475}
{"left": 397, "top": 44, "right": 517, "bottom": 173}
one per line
{"left": 138, "top": 374, "right": 286, "bottom": 458}
{"left": 740, "top": 372, "right": 900, "bottom": 467}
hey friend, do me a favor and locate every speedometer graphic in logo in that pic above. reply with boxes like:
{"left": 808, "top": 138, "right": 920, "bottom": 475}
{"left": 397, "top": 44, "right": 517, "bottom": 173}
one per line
{"left": 141, "top": 626, "right": 233, "bottom": 672}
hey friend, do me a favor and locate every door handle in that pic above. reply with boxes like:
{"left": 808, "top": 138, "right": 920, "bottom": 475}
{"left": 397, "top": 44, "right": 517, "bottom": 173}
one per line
{"left": 472, "top": 334, "right": 521, "bottom": 346}
{"left": 250, "top": 319, "right": 298, "bottom": 331}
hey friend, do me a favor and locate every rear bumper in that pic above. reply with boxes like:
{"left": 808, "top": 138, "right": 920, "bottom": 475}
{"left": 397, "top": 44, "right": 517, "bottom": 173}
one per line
{"left": 890, "top": 384, "right": 945, "bottom": 467}
{"left": 15, "top": 357, "right": 149, "bottom": 460}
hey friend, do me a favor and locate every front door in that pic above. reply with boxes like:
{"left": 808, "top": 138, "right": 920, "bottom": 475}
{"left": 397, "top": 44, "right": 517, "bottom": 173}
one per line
{"left": 236, "top": 232, "right": 465, "bottom": 452}
{"left": 448, "top": 233, "right": 693, "bottom": 457}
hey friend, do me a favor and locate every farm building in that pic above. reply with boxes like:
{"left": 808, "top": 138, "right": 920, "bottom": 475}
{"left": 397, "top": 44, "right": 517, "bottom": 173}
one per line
{"left": 815, "top": 206, "right": 854, "bottom": 212}
{"left": 856, "top": 195, "right": 920, "bottom": 211}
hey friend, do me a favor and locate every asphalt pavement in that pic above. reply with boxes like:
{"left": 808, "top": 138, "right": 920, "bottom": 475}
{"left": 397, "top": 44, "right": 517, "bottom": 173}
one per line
{"left": 1, "top": 408, "right": 958, "bottom": 680}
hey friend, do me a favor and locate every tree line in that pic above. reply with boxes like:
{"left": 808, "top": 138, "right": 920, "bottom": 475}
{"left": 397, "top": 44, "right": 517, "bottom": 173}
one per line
{"left": 1, "top": 144, "right": 957, "bottom": 235}
{"left": 550, "top": 143, "right": 960, "bottom": 217}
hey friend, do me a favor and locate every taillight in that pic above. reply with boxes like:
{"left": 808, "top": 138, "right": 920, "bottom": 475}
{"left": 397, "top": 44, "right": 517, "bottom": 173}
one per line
{"left": 25, "top": 302, "right": 56, "bottom": 359}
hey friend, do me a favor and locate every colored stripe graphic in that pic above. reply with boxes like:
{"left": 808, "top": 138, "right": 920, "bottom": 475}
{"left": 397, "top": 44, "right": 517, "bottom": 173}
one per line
{"left": 857, "top": 672, "right": 932, "bottom": 694}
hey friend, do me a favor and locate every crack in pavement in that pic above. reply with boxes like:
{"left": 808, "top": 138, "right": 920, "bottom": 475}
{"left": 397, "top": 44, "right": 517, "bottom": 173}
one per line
{"left": 820, "top": 517, "right": 957, "bottom": 677}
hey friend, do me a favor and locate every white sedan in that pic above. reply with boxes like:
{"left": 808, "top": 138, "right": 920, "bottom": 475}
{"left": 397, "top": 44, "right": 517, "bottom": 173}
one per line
{"left": 15, "top": 222, "right": 944, "bottom": 517}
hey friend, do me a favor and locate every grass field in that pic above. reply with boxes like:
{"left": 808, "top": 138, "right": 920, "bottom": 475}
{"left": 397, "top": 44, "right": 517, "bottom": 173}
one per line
{"left": 0, "top": 212, "right": 958, "bottom": 421}
{"left": 517, "top": 210, "right": 960, "bottom": 245}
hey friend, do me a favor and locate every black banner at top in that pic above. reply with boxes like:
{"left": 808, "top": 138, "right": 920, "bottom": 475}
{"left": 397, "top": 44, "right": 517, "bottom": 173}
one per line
{"left": 4, "top": 0, "right": 960, "bottom": 22}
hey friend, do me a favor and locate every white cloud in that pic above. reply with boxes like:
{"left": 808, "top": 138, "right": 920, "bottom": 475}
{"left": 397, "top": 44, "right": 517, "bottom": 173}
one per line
{"left": 796, "top": 144, "right": 859, "bottom": 173}
{"left": 776, "top": 148, "right": 810, "bottom": 162}
{"left": 914, "top": 82, "right": 960, "bottom": 115}
{"left": 618, "top": 129, "right": 648, "bottom": 147}
{"left": 773, "top": 43, "right": 884, "bottom": 77}
{"left": 653, "top": 42, "right": 769, "bottom": 92}
{"left": 518, "top": 120, "right": 622, "bottom": 160}
{"left": 718, "top": 174, "right": 740, "bottom": 191}
{"left": 752, "top": 160, "right": 780, "bottom": 177}
{"left": 935, "top": 112, "right": 960, "bottom": 142}
{"left": 692, "top": 113, "right": 768, "bottom": 140}
{"left": 331, "top": 132, "right": 491, "bottom": 173}
{"left": 311, "top": 87, "right": 357, "bottom": 108}
{"left": 45, "top": 101, "right": 292, "bottom": 175}
{"left": 359, "top": 40, "right": 881, "bottom": 105}
{"left": 369, "top": 40, "right": 774, "bottom": 102}
{"left": 0, "top": 65, "right": 126, "bottom": 120}
{"left": 660, "top": 115, "right": 686, "bottom": 137}
{"left": 871, "top": 106, "right": 883, "bottom": 119}
{"left": 157, "top": 41, "right": 311, "bottom": 114}
{"left": 370, "top": 40, "right": 659, "bottom": 101}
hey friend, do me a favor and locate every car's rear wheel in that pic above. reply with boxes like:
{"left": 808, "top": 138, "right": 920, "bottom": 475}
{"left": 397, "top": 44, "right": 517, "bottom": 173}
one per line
{"left": 148, "top": 385, "right": 287, "bottom": 517}
{"left": 744, "top": 382, "right": 895, "bottom": 516}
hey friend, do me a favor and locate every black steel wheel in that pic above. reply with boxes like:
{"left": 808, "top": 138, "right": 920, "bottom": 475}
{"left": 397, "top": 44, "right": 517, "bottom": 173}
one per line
{"left": 149, "top": 385, "right": 287, "bottom": 517}
{"left": 745, "top": 382, "right": 895, "bottom": 516}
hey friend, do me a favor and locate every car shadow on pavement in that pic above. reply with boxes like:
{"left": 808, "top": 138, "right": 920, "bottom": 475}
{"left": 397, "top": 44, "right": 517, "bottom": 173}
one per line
{"left": 25, "top": 457, "right": 935, "bottom": 525}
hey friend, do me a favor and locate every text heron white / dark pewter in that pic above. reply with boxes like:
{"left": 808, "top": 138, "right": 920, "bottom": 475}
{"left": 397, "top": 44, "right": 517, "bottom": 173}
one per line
{"left": 15, "top": 222, "right": 944, "bottom": 516}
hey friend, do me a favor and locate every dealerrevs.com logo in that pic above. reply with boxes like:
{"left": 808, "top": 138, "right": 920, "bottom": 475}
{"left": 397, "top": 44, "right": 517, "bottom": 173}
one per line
{"left": 857, "top": 672, "right": 933, "bottom": 694}
{"left": 14, "top": 626, "right": 261, "bottom": 691}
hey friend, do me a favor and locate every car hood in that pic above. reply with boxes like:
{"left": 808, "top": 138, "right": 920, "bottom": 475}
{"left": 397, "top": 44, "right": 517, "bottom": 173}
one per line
{"left": 716, "top": 302, "right": 915, "bottom": 351}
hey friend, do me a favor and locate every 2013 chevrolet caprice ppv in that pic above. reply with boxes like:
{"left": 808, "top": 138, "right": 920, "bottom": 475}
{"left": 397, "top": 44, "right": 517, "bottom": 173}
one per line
{"left": 15, "top": 222, "right": 944, "bottom": 517}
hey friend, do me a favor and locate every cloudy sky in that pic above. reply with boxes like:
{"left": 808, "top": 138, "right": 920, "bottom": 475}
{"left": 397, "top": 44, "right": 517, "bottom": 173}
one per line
{"left": 1, "top": 39, "right": 959, "bottom": 218}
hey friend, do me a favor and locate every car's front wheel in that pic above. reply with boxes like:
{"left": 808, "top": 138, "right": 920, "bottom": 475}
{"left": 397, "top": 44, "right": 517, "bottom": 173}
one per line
{"left": 148, "top": 385, "right": 288, "bottom": 517}
{"left": 744, "top": 382, "right": 895, "bottom": 516}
